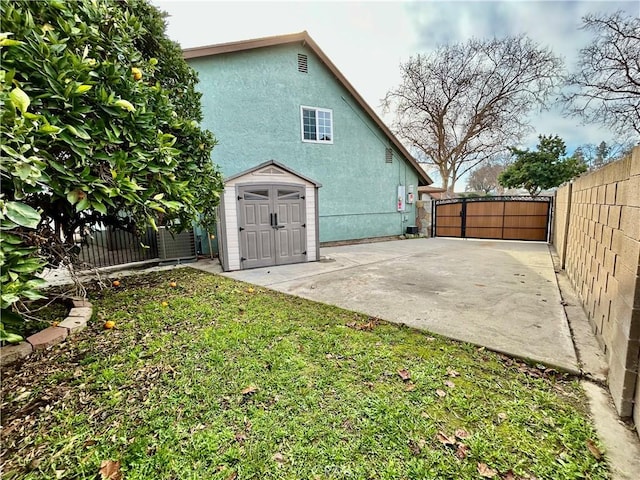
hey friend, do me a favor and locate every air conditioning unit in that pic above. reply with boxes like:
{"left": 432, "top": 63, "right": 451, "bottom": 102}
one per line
{"left": 157, "top": 227, "right": 196, "bottom": 262}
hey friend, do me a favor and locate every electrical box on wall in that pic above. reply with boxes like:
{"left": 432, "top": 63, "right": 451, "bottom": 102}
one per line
{"left": 397, "top": 185, "right": 405, "bottom": 212}
{"left": 407, "top": 192, "right": 415, "bottom": 204}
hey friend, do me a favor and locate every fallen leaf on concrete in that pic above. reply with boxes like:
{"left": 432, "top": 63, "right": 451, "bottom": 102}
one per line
{"left": 99, "top": 460, "right": 122, "bottom": 480}
{"left": 436, "top": 389, "right": 447, "bottom": 397}
{"left": 586, "top": 439, "right": 602, "bottom": 460}
{"left": 477, "top": 462, "right": 498, "bottom": 477}
{"left": 397, "top": 369, "right": 411, "bottom": 381}
{"left": 436, "top": 431, "right": 456, "bottom": 446}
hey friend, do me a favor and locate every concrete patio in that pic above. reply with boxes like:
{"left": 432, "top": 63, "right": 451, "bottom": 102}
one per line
{"left": 195, "top": 237, "right": 579, "bottom": 373}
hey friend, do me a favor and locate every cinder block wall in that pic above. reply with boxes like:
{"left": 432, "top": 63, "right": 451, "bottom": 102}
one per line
{"left": 553, "top": 182, "right": 571, "bottom": 267}
{"left": 553, "top": 147, "right": 640, "bottom": 427}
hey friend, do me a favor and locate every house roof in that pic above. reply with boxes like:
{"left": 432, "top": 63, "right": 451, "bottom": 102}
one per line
{"left": 183, "top": 31, "right": 433, "bottom": 186}
{"left": 224, "top": 159, "right": 322, "bottom": 187}
{"left": 417, "top": 185, "right": 449, "bottom": 199}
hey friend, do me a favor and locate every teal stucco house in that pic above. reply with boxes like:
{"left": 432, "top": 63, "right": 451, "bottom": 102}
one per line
{"left": 184, "top": 32, "right": 432, "bottom": 271}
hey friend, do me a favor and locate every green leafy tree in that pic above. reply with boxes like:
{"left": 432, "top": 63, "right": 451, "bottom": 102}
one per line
{"left": 498, "top": 135, "right": 587, "bottom": 196}
{"left": 0, "top": 0, "right": 223, "bottom": 340}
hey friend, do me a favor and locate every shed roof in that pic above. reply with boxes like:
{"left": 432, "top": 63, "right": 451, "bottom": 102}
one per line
{"left": 224, "top": 159, "right": 322, "bottom": 187}
{"left": 183, "top": 31, "right": 433, "bottom": 186}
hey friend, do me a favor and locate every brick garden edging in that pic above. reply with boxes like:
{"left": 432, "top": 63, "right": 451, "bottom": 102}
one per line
{"left": 0, "top": 297, "right": 92, "bottom": 367}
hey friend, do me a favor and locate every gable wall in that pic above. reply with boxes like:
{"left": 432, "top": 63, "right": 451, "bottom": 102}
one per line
{"left": 189, "top": 43, "right": 419, "bottom": 243}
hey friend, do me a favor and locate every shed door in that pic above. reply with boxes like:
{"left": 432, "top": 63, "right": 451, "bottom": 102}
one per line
{"left": 238, "top": 185, "right": 306, "bottom": 269}
{"left": 274, "top": 187, "right": 306, "bottom": 265}
{"left": 238, "top": 187, "right": 274, "bottom": 269}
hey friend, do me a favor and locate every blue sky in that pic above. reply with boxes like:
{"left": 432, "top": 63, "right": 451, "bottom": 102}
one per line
{"left": 155, "top": 0, "right": 638, "bottom": 165}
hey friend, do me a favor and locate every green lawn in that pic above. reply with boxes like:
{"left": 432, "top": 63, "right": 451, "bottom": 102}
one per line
{"left": 1, "top": 269, "right": 608, "bottom": 479}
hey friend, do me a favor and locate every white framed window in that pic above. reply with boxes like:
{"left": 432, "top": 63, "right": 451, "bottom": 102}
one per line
{"left": 301, "top": 106, "right": 333, "bottom": 144}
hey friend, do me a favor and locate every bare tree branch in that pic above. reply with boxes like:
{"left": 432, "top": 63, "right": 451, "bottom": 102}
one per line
{"left": 384, "top": 35, "right": 563, "bottom": 192}
{"left": 563, "top": 11, "right": 640, "bottom": 137}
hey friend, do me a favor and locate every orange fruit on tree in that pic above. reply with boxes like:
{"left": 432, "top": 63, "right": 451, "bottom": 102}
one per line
{"left": 131, "top": 67, "right": 142, "bottom": 81}
{"left": 104, "top": 320, "right": 116, "bottom": 329}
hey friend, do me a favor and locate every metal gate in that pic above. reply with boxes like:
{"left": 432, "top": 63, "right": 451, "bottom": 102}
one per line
{"left": 433, "top": 196, "right": 552, "bottom": 241}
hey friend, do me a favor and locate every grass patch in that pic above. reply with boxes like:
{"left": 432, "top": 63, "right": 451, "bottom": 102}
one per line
{"left": 1, "top": 269, "right": 608, "bottom": 479}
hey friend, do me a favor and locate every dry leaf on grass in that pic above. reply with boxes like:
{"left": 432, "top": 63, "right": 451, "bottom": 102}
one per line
{"left": 502, "top": 470, "right": 516, "bottom": 480}
{"left": 99, "top": 460, "right": 123, "bottom": 480}
{"left": 404, "top": 382, "right": 417, "bottom": 392}
{"left": 586, "top": 439, "right": 602, "bottom": 460}
{"left": 477, "top": 463, "right": 498, "bottom": 478}
{"left": 444, "top": 380, "right": 455, "bottom": 388}
{"left": 455, "top": 443, "right": 470, "bottom": 459}
{"left": 273, "top": 452, "right": 285, "bottom": 463}
{"left": 225, "top": 473, "right": 238, "bottom": 480}
{"left": 436, "top": 389, "right": 447, "bottom": 397}
{"left": 397, "top": 369, "right": 411, "bottom": 381}
{"left": 454, "top": 428, "right": 470, "bottom": 439}
{"left": 446, "top": 368, "right": 460, "bottom": 377}
{"left": 241, "top": 385, "right": 258, "bottom": 395}
{"left": 409, "top": 438, "right": 427, "bottom": 455}
{"left": 436, "top": 431, "right": 456, "bottom": 446}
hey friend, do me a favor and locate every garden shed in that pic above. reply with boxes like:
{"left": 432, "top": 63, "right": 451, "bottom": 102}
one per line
{"left": 216, "top": 160, "right": 321, "bottom": 271}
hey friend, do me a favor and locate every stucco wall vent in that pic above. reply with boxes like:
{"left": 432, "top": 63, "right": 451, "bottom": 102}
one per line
{"left": 385, "top": 148, "right": 393, "bottom": 163}
{"left": 297, "top": 53, "right": 308, "bottom": 73}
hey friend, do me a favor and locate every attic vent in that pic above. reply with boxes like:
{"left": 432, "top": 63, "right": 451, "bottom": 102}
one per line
{"left": 385, "top": 148, "right": 393, "bottom": 163}
{"left": 297, "top": 53, "right": 308, "bottom": 73}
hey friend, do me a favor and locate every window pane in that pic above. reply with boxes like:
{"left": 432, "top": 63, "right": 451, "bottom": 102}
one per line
{"left": 278, "top": 189, "right": 301, "bottom": 199}
{"left": 243, "top": 190, "right": 269, "bottom": 200}
{"left": 302, "top": 109, "right": 316, "bottom": 140}
{"left": 318, "top": 110, "right": 332, "bottom": 141}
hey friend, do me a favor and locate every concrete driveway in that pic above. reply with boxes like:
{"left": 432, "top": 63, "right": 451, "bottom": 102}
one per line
{"left": 214, "top": 238, "right": 578, "bottom": 372}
